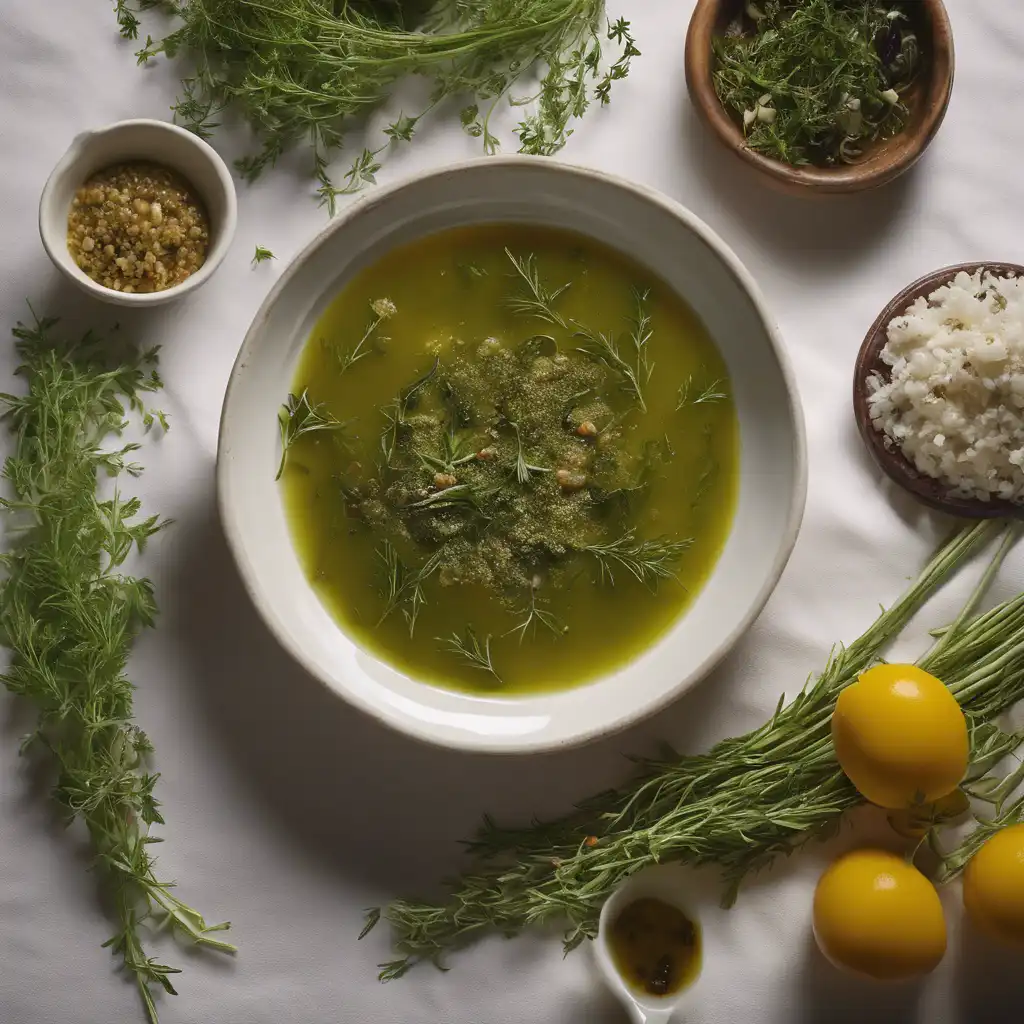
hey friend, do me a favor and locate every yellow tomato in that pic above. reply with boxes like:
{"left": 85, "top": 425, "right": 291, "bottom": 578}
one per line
{"left": 963, "top": 824, "right": 1024, "bottom": 946}
{"left": 813, "top": 849, "right": 946, "bottom": 980}
{"left": 831, "top": 664, "right": 968, "bottom": 809}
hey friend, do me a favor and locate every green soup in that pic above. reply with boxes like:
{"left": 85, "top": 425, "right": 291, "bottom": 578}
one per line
{"left": 280, "top": 225, "right": 738, "bottom": 694}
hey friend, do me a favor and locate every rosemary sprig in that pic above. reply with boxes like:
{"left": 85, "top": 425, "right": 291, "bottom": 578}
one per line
{"left": 574, "top": 322, "right": 647, "bottom": 412}
{"left": 583, "top": 529, "right": 692, "bottom": 587}
{"left": 276, "top": 389, "right": 349, "bottom": 480}
{"left": 0, "top": 313, "right": 234, "bottom": 1022}
{"left": 504, "top": 249, "right": 571, "bottom": 329}
{"left": 325, "top": 297, "right": 396, "bottom": 375}
{"left": 627, "top": 287, "right": 653, "bottom": 393}
{"left": 366, "top": 521, "right": 1021, "bottom": 974}
{"left": 438, "top": 627, "right": 502, "bottom": 683}
{"left": 251, "top": 244, "right": 276, "bottom": 265}
{"left": 677, "top": 371, "right": 727, "bottom": 409}
{"left": 118, "top": 1, "right": 637, "bottom": 207}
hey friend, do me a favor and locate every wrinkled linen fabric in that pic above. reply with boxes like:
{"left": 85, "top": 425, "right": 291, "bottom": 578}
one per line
{"left": 1, "top": 2, "right": 1021, "bottom": 1022}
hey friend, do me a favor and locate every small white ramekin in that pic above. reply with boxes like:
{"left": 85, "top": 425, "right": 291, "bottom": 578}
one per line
{"left": 39, "top": 118, "right": 237, "bottom": 307}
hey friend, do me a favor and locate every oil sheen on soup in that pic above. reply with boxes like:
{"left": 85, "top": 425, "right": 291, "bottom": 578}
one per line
{"left": 280, "top": 225, "right": 738, "bottom": 694}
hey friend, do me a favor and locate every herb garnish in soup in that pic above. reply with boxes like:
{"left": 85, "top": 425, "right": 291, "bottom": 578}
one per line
{"left": 278, "top": 226, "right": 738, "bottom": 694}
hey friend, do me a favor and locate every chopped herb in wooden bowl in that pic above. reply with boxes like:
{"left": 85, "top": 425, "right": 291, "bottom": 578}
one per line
{"left": 713, "top": 1, "right": 922, "bottom": 167}
{"left": 684, "top": 0, "right": 954, "bottom": 194}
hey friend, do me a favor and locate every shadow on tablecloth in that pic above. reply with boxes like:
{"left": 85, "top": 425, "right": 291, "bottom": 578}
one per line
{"left": 163, "top": 485, "right": 763, "bottom": 903}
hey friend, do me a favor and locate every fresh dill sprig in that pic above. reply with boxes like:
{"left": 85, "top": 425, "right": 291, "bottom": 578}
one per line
{"left": 713, "top": 1, "right": 921, "bottom": 167}
{"left": 119, "top": 0, "right": 637, "bottom": 207}
{"left": 506, "top": 586, "right": 565, "bottom": 643}
{"left": 251, "top": 244, "right": 276, "bottom": 265}
{"left": 366, "top": 522, "right": 1024, "bottom": 975}
{"left": 677, "top": 371, "right": 727, "bottom": 409}
{"left": 0, "top": 313, "right": 234, "bottom": 1022}
{"left": 377, "top": 542, "right": 442, "bottom": 637}
{"left": 438, "top": 627, "right": 502, "bottom": 683}
{"left": 583, "top": 529, "right": 692, "bottom": 587}
{"left": 324, "top": 297, "right": 396, "bottom": 376}
{"left": 573, "top": 323, "right": 647, "bottom": 412}
{"left": 627, "top": 287, "right": 653, "bottom": 392}
{"left": 276, "top": 389, "right": 349, "bottom": 480}
{"left": 504, "top": 249, "right": 571, "bottom": 329}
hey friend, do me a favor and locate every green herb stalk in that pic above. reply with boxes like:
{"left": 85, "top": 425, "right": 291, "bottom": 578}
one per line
{"left": 0, "top": 315, "right": 234, "bottom": 1022}
{"left": 114, "top": 0, "right": 638, "bottom": 210}
{"left": 367, "top": 521, "right": 1024, "bottom": 978}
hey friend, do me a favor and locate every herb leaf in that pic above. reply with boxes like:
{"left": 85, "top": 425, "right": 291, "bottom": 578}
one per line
{"left": 117, "top": 0, "right": 639, "bottom": 205}
{"left": 504, "top": 249, "right": 571, "bottom": 329}
{"left": 582, "top": 529, "right": 692, "bottom": 587}
{"left": 574, "top": 323, "right": 647, "bottom": 412}
{"left": 251, "top": 244, "right": 276, "bottom": 265}
{"left": 372, "top": 522, "right": 1024, "bottom": 974}
{"left": 438, "top": 627, "right": 502, "bottom": 683}
{"left": 713, "top": 1, "right": 920, "bottom": 167}
{"left": 276, "top": 389, "right": 349, "bottom": 480}
{"left": 677, "top": 371, "right": 727, "bottom": 409}
{"left": 323, "top": 298, "right": 396, "bottom": 376}
{"left": 0, "top": 313, "right": 234, "bottom": 1022}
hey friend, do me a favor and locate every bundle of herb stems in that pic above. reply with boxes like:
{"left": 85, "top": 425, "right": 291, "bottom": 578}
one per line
{"left": 368, "top": 519, "right": 1024, "bottom": 978}
{"left": 114, "top": 0, "right": 638, "bottom": 210}
{"left": 0, "top": 315, "right": 233, "bottom": 1022}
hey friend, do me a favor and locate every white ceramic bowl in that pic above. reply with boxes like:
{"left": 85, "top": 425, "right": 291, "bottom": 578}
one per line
{"left": 218, "top": 158, "right": 806, "bottom": 753}
{"left": 39, "top": 118, "right": 237, "bottom": 307}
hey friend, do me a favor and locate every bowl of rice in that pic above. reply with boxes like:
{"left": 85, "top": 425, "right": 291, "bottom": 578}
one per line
{"left": 854, "top": 263, "right": 1024, "bottom": 516}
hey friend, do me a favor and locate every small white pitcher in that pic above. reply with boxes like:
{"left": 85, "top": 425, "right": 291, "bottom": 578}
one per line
{"left": 593, "top": 864, "right": 707, "bottom": 1024}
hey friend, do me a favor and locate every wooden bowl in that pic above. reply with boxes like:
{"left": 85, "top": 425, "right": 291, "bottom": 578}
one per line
{"left": 684, "top": 0, "right": 955, "bottom": 196}
{"left": 853, "top": 263, "right": 1024, "bottom": 519}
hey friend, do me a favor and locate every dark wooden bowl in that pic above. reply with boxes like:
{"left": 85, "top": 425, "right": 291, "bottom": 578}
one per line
{"left": 853, "top": 263, "right": 1024, "bottom": 519}
{"left": 684, "top": 0, "right": 955, "bottom": 196}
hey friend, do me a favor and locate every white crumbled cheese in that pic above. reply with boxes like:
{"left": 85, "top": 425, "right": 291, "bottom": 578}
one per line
{"left": 866, "top": 269, "right": 1024, "bottom": 502}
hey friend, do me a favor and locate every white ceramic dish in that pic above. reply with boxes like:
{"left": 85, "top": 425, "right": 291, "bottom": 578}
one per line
{"left": 217, "top": 157, "right": 806, "bottom": 753}
{"left": 594, "top": 865, "right": 713, "bottom": 1023}
{"left": 39, "top": 118, "right": 237, "bottom": 307}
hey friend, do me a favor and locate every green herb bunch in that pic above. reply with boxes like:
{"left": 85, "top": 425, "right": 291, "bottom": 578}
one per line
{"left": 713, "top": 0, "right": 920, "bottom": 166}
{"left": 114, "top": 0, "right": 638, "bottom": 211}
{"left": 0, "top": 315, "right": 234, "bottom": 1022}
{"left": 365, "top": 521, "right": 1024, "bottom": 977}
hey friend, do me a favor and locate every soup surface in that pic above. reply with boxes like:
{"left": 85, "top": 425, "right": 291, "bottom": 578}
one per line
{"left": 280, "top": 225, "right": 738, "bottom": 694}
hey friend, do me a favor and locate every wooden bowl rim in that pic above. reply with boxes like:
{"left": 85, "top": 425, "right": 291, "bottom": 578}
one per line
{"left": 853, "top": 262, "right": 1024, "bottom": 520}
{"left": 684, "top": 0, "right": 955, "bottom": 195}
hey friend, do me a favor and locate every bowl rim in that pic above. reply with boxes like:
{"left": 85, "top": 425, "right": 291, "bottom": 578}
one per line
{"left": 38, "top": 117, "right": 238, "bottom": 307}
{"left": 683, "top": 0, "right": 955, "bottom": 195}
{"left": 216, "top": 155, "right": 809, "bottom": 752}
{"left": 853, "top": 262, "right": 1024, "bottom": 519}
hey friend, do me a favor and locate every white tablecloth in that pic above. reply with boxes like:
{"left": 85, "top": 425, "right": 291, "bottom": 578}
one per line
{"left": 2, "top": 2, "right": 1023, "bottom": 1022}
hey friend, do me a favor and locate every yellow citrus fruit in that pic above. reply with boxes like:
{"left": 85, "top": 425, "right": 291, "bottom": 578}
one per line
{"left": 831, "top": 664, "right": 968, "bottom": 809}
{"left": 813, "top": 849, "right": 947, "bottom": 980}
{"left": 962, "top": 824, "right": 1024, "bottom": 946}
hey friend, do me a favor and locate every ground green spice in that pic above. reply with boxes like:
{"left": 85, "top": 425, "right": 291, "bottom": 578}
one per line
{"left": 343, "top": 335, "right": 670, "bottom": 634}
